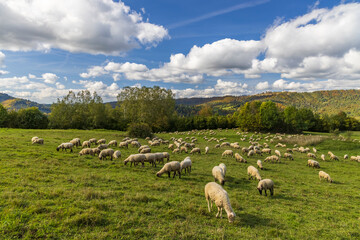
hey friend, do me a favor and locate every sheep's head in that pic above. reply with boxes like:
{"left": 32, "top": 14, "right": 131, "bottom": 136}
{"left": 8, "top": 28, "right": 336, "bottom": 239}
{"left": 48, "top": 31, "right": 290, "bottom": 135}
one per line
{"left": 56, "top": 146, "right": 60, "bottom": 151}
{"left": 257, "top": 187, "right": 262, "bottom": 195}
{"left": 156, "top": 172, "right": 161, "bottom": 177}
{"left": 228, "top": 212, "right": 236, "bottom": 223}
{"left": 221, "top": 180, "right": 225, "bottom": 186}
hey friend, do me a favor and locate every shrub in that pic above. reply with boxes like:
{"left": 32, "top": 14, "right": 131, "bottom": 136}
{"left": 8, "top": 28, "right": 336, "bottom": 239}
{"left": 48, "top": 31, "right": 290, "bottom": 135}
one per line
{"left": 127, "top": 123, "right": 153, "bottom": 138}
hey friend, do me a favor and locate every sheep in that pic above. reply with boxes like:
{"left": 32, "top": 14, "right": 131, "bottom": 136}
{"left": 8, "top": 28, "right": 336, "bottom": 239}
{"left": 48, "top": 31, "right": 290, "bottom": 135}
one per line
{"left": 144, "top": 153, "right": 157, "bottom": 167}
{"left": 108, "top": 140, "right": 118, "bottom": 147}
{"left": 82, "top": 141, "right": 91, "bottom": 148}
{"left": 190, "top": 147, "right": 201, "bottom": 154}
{"left": 89, "top": 138, "right": 97, "bottom": 145}
{"left": 205, "top": 146, "right": 209, "bottom": 154}
{"left": 119, "top": 141, "right": 128, "bottom": 148}
{"left": 31, "top": 136, "right": 39, "bottom": 143}
{"left": 261, "top": 148, "right": 271, "bottom": 154}
{"left": 215, "top": 144, "right": 220, "bottom": 148}
{"left": 168, "top": 144, "right": 175, "bottom": 150}
{"left": 156, "top": 161, "right": 181, "bottom": 178}
{"left": 70, "top": 138, "right": 81, "bottom": 148}
{"left": 180, "top": 157, "right": 192, "bottom": 173}
{"left": 97, "top": 139, "right": 106, "bottom": 144}
{"left": 344, "top": 154, "right": 349, "bottom": 159}
{"left": 257, "top": 160, "right": 263, "bottom": 170}
{"left": 172, "top": 148, "right": 180, "bottom": 154}
{"left": 124, "top": 154, "right": 146, "bottom": 167}
{"left": 264, "top": 155, "right": 280, "bottom": 163}
{"left": 241, "top": 147, "right": 249, "bottom": 153}
{"left": 313, "top": 147, "right": 317, "bottom": 153}
{"left": 283, "top": 153, "right": 293, "bottom": 160}
{"left": 275, "top": 150, "right": 281, "bottom": 158}
{"left": 162, "top": 152, "right": 170, "bottom": 162}
{"left": 321, "top": 154, "right": 326, "bottom": 161}
{"left": 212, "top": 166, "right": 225, "bottom": 185}
{"left": 131, "top": 140, "right": 141, "bottom": 148}
{"left": 219, "top": 163, "right": 226, "bottom": 176}
{"left": 350, "top": 156, "right": 359, "bottom": 161}
{"left": 247, "top": 166, "right": 262, "bottom": 181}
{"left": 307, "top": 159, "right": 320, "bottom": 168}
{"left": 330, "top": 154, "right": 339, "bottom": 161}
{"left": 222, "top": 150, "right": 233, "bottom": 157}
{"left": 56, "top": 143, "right": 74, "bottom": 152}
{"left": 99, "top": 149, "right": 115, "bottom": 160}
{"left": 140, "top": 147, "right": 151, "bottom": 154}
{"left": 113, "top": 150, "right": 121, "bottom": 159}
{"left": 319, "top": 171, "right": 333, "bottom": 183}
{"left": 235, "top": 153, "right": 247, "bottom": 163}
{"left": 138, "top": 145, "right": 149, "bottom": 152}
{"left": 307, "top": 153, "right": 316, "bottom": 159}
{"left": 257, "top": 179, "right": 274, "bottom": 196}
{"left": 91, "top": 147, "right": 101, "bottom": 156}
{"left": 97, "top": 144, "right": 108, "bottom": 150}
{"left": 247, "top": 150, "right": 255, "bottom": 157}
{"left": 32, "top": 138, "right": 44, "bottom": 144}
{"left": 204, "top": 182, "right": 236, "bottom": 223}
{"left": 286, "top": 148, "right": 293, "bottom": 153}
{"left": 220, "top": 142, "right": 230, "bottom": 147}
{"left": 79, "top": 148, "right": 93, "bottom": 156}
{"left": 180, "top": 146, "right": 188, "bottom": 153}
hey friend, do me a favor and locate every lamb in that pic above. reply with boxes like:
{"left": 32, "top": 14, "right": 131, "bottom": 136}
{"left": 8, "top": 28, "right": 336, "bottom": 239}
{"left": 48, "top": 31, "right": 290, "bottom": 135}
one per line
{"left": 56, "top": 143, "right": 74, "bottom": 152}
{"left": 247, "top": 150, "right": 255, "bottom": 157}
{"left": 212, "top": 166, "right": 225, "bottom": 185}
{"left": 222, "top": 150, "right": 233, "bottom": 157}
{"left": 70, "top": 138, "right": 81, "bottom": 148}
{"left": 113, "top": 150, "right": 121, "bottom": 159}
{"left": 247, "top": 166, "right": 262, "bottom": 181}
{"left": 172, "top": 148, "right": 180, "bottom": 154}
{"left": 283, "top": 153, "right": 293, "bottom": 160}
{"left": 257, "top": 160, "right": 263, "bottom": 170}
{"left": 220, "top": 142, "right": 230, "bottom": 147}
{"left": 235, "top": 153, "right": 247, "bottom": 163}
{"left": 168, "top": 144, "right": 175, "bottom": 150}
{"left": 82, "top": 141, "right": 91, "bottom": 148}
{"left": 215, "top": 144, "right": 220, "bottom": 148}
{"left": 313, "top": 147, "right": 317, "bottom": 153}
{"left": 344, "top": 154, "right": 349, "bottom": 159}
{"left": 99, "top": 149, "right": 115, "bottom": 160}
{"left": 32, "top": 138, "right": 44, "bottom": 144}
{"left": 307, "top": 153, "right": 316, "bottom": 159}
{"left": 108, "top": 140, "right": 118, "bottom": 147}
{"left": 79, "top": 148, "right": 93, "bottom": 156}
{"left": 205, "top": 146, "right": 209, "bottom": 154}
{"left": 156, "top": 161, "right": 181, "bottom": 178}
{"left": 319, "top": 171, "right": 333, "bottom": 183}
{"left": 257, "top": 179, "right": 274, "bottom": 196}
{"left": 97, "top": 139, "right": 106, "bottom": 144}
{"left": 190, "top": 147, "right": 201, "bottom": 154}
{"left": 204, "top": 182, "right": 236, "bottom": 223}
{"left": 321, "top": 154, "right": 326, "bottom": 161}
{"left": 330, "top": 154, "right": 339, "bottom": 161}
{"left": 275, "top": 150, "right": 281, "bottom": 158}
{"left": 307, "top": 159, "right": 320, "bottom": 168}
{"left": 180, "top": 157, "right": 192, "bottom": 173}
{"left": 119, "top": 141, "right": 128, "bottom": 148}
{"left": 219, "top": 163, "right": 226, "bottom": 176}
{"left": 180, "top": 146, "right": 188, "bottom": 153}
{"left": 124, "top": 154, "right": 146, "bottom": 167}
{"left": 241, "top": 147, "right": 249, "bottom": 153}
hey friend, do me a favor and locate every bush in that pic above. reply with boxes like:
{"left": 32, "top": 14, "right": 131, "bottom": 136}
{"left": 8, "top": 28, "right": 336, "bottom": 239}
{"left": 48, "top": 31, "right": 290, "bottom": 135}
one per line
{"left": 127, "top": 123, "right": 153, "bottom": 138}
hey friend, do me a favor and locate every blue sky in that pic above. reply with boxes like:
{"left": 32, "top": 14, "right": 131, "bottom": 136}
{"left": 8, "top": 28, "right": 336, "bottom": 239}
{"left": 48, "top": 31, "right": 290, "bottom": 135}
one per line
{"left": 0, "top": 0, "right": 360, "bottom": 103}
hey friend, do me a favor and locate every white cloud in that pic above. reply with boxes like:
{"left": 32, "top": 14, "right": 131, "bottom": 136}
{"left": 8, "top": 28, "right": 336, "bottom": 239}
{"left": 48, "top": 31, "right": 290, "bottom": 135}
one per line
{"left": 0, "top": 70, "right": 9, "bottom": 75}
{"left": 256, "top": 81, "right": 270, "bottom": 90}
{"left": 80, "top": 66, "right": 108, "bottom": 78}
{"left": 42, "top": 73, "right": 59, "bottom": 84}
{"left": 28, "top": 74, "right": 36, "bottom": 79}
{"left": 0, "top": 51, "right": 5, "bottom": 67}
{"left": 0, "top": 0, "right": 168, "bottom": 55}
{"left": 56, "top": 82, "right": 66, "bottom": 90}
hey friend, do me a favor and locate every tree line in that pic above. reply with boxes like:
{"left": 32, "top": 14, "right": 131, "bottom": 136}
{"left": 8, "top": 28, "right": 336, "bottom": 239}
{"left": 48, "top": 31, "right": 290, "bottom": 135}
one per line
{"left": 0, "top": 87, "right": 359, "bottom": 133}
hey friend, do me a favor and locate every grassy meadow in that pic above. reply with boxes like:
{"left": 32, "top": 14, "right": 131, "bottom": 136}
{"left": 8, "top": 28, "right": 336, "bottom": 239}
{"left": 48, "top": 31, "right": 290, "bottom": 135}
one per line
{"left": 0, "top": 128, "right": 359, "bottom": 239}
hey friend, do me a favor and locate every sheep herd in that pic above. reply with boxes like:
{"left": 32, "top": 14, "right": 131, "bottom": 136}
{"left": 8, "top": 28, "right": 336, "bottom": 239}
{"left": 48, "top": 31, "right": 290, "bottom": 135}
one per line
{"left": 31, "top": 129, "right": 359, "bottom": 224}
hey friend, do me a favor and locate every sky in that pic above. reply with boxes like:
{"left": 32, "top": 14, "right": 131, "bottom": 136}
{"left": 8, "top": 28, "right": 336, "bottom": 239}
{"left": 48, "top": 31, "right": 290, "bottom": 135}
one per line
{"left": 0, "top": 0, "right": 360, "bottom": 103}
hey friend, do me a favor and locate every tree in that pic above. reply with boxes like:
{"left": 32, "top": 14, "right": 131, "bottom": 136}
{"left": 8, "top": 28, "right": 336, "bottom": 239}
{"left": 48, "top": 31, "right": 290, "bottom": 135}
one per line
{"left": 198, "top": 104, "right": 213, "bottom": 117}
{"left": 259, "top": 101, "right": 281, "bottom": 131}
{"left": 237, "top": 101, "right": 261, "bottom": 131}
{"left": 17, "top": 107, "right": 48, "bottom": 129}
{"left": 0, "top": 104, "right": 8, "bottom": 127}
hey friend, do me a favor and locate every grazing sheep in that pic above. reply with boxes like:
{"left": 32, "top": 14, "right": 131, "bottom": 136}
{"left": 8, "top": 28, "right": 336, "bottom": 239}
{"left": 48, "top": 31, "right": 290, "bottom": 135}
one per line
{"left": 180, "top": 157, "right": 192, "bottom": 173}
{"left": 261, "top": 148, "right": 271, "bottom": 154}
{"left": 172, "top": 148, "right": 180, "bottom": 154}
{"left": 283, "top": 153, "right": 293, "bottom": 160}
{"left": 180, "top": 146, "right": 188, "bottom": 153}
{"left": 119, "top": 141, "right": 128, "bottom": 148}
{"left": 205, "top": 146, "right": 209, "bottom": 154}
{"left": 220, "top": 142, "right": 230, "bottom": 148}
{"left": 156, "top": 161, "right": 181, "bottom": 178}
{"left": 143, "top": 153, "right": 157, "bottom": 167}
{"left": 212, "top": 166, "right": 225, "bottom": 185}
{"left": 321, "top": 154, "right": 326, "bottom": 161}
{"left": 113, "top": 150, "right": 121, "bottom": 159}
{"left": 235, "top": 153, "right": 247, "bottom": 163}
{"left": 190, "top": 147, "right": 201, "bottom": 154}
{"left": 89, "top": 138, "right": 97, "bottom": 145}
{"left": 247, "top": 150, "right": 255, "bottom": 157}
{"left": 70, "top": 138, "right": 81, "bottom": 148}
{"left": 108, "top": 140, "right": 118, "bottom": 147}
{"left": 154, "top": 152, "right": 165, "bottom": 164}
{"left": 275, "top": 150, "right": 281, "bottom": 158}
{"left": 344, "top": 154, "right": 349, "bottom": 159}
{"left": 219, "top": 163, "right": 226, "bottom": 176}
{"left": 286, "top": 148, "right": 293, "bottom": 153}
{"left": 97, "top": 139, "right": 106, "bottom": 144}
{"left": 140, "top": 147, "right": 151, "bottom": 154}
{"left": 257, "top": 160, "right": 263, "bottom": 170}
{"left": 264, "top": 155, "right": 280, "bottom": 163}
{"left": 350, "top": 156, "right": 359, "bottom": 161}
{"left": 319, "top": 171, "right": 333, "bottom": 183}
{"left": 241, "top": 147, "right": 249, "bottom": 154}
{"left": 138, "top": 145, "right": 150, "bottom": 152}
{"left": 124, "top": 154, "right": 146, "bottom": 167}
{"left": 97, "top": 144, "right": 108, "bottom": 150}
{"left": 99, "top": 149, "right": 115, "bottom": 160}
{"left": 307, "top": 153, "right": 316, "bottom": 159}
{"left": 131, "top": 141, "right": 141, "bottom": 148}
{"left": 313, "top": 148, "right": 317, "bottom": 153}
{"left": 215, "top": 144, "right": 220, "bottom": 148}
{"left": 168, "top": 144, "right": 175, "bottom": 150}
{"left": 82, "top": 141, "right": 91, "bottom": 148}
{"left": 32, "top": 138, "right": 44, "bottom": 144}
{"left": 330, "top": 154, "right": 339, "bottom": 161}
{"left": 257, "top": 179, "right": 274, "bottom": 196}
{"left": 56, "top": 143, "right": 74, "bottom": 153}
{"left": 79, "top": 148, "right": 93, "bottom": 156}
{"left": 91, "top": 148, "right": 101, "bottom": 156}
{"left": 247, "top": 166, "right": 262, "bottom": 181}
{"left": 204, "top": 182, "right": 236, "bottom": 223}
{"left": 222, "top": 150, "right": 233, "bottom": 157}
{"left": 307, "top": 159, "right": 320, "bottom": 168}
{"left": 162, "top": 152, "right": 170, "bottom": 162}
{"left": 31, "top": 136, "right": 39, "bottom": 143}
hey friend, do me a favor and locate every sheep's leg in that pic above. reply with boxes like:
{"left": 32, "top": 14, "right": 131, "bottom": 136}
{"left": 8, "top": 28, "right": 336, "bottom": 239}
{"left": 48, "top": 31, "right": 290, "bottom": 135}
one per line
{"left": 264, "top": 189, "right": 267, "bottom": 196}
{"left": 173, "top": 171, "right": 176, "bottom": 178}
{"left": 189, "top": 166, "right": 191, "bottom": 173}
{"left": 270, "top": 188, "right": 274, "bottom": 196}
{"left": 168, "top": 172, "right": 171, "bottom": 178}
{"left": 178, "top": 171, "right": 181, "bottom": 179}
{"left": 206, "top": 197, "right": 211, "bottom": 212}
{"left": 70, "top": 148, "right": 73, "bottom": 153}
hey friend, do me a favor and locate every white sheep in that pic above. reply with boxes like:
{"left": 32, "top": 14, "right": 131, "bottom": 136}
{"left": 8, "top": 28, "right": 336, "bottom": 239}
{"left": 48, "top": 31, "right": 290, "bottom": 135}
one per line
{"left": 330, "top": 154, "right": 339, "bottom": 161}
{"left": 247, "top": 166, "right": 262, "bottom": 181}
{"left": 190, "top": 147, "right": 201, "bottom": 154}
{"left": 70, "top": 138, "right": 81, "bottom": 148}
{"left": 56, "top": 143, "right": 74, "bottom": 153}
{"left": 205, "top": 146, "right": 209, "bottom": 154}
{"left": 180, "top": 157, "right": 192, "bottom": 173}
{"left": 257, "top": 179, "right": 274, "bottom": 196}
{"left": 32, "top": 138, "right": 44, "bottom": 144}
{"left": 140, "top": 147, "right": 151, "bottom": 154}
{"left": 119, "top": 141, "right": 128, "bottom": 148}
{"left": 261, "top": 148, "right": 271, "bottom": 154}
{"left": 212, "top": 166, "right": 225, "bottom": 185}
{"left": 257, "top": 160, "right": 263, "bottom": 170}
{"left": 307, "top": 153, "right": 316, "bottom": 159}
{"left": 82, "top": 141, "right": 91, "bottom": 148}
{"left": 172, "top": 148, "right": 180, "bottom": 154}
{"left": 97, "top": 139, "right": 106, "bottom": 144}
{"left": 31, "top": 136, "right": 39, "bottom": 143}
{"left": 99, "top": 149, "right": 115, "bottom": 160}
{"left": 219, "top": 163, "right": 226, "bottom": 176}
{"left": 247, "top": 150, "right": 255, "bottom": 157}
{"left": 204, "top": 182, "right": 235, "bottom": 223}
{"left": 180, "top": 146, "right": 188, "bottom": 153}
{"left": 108, "top": 140, "right": 118, "bottom": 147}
{"left": 89, "top": 138, "right": 97, "bottom": 145}
{"left": 235, "top": 153, "right": 247, "bottom": 163}
{"left": 79, "top": 148, "right": 93, "bottom": 156}
{"left": 321, "top": 154, "right": 326, "bottom": 161}
{"left": 313, "top": 147, "right": 317, "bottom": 153}
{"left": 283, "top": 153, "right": 294, "bottom": 160}
{"left": 97, "top": 144, "right": 108, "bottom": 150}
{"left": 144, "top": 153, "right": 157, "bottom": 167}
{"left": 124, "top": 154, "right": 146, "bottom": 167}
{"left": 162, "top": 152, "right": 170, "bottom": 162}
{"left": 113, "top": 150, "right": 121, "bottom": 159}
{"left": 319, "top": 171, "right": 333, "bottom": 183}
{"left": 215, "top": 144, "right": 220, "bottom": 148}
{"left": 222, "top": 150, "right": 233, "bottom": 157}
{"left": 307, "top": 159, "right": 320, "bottom": 168}
{"left": 156, "top": 161, "right": 181, "bottom": 178}
{"left": 154, "top": 152, "right": 165, "bottom": 164}
{"left": 275, "top": 150, "right": 281, "bottom": 158}
{"left": 91, "top": 147, "right": 101, "bottom": 156}
{"left": 344, "top": 154, "right": 349, "bottom": 159}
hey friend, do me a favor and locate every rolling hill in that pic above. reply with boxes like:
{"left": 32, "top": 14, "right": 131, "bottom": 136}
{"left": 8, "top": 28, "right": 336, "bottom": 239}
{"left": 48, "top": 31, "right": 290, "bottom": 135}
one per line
{"left": 0, "top": 93, "right": 51, "bottom": 113}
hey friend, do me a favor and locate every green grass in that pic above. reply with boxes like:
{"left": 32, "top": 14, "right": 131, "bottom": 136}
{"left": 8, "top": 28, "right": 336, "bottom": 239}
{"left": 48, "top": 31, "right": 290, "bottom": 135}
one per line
{"left": 0, "top": 128, "right": 359, "bottom": 239}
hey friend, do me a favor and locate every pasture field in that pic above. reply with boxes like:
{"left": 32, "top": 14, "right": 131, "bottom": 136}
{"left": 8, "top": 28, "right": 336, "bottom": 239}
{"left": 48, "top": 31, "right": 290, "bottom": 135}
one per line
{"left": 0, "top": 128, "right": 359, "bottom": 239}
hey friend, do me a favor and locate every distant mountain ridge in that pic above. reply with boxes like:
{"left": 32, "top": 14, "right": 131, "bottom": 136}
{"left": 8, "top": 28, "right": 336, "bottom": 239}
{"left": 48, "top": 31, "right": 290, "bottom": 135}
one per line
{"left": 0, "top": 93, "right": 51, "bottom": 113}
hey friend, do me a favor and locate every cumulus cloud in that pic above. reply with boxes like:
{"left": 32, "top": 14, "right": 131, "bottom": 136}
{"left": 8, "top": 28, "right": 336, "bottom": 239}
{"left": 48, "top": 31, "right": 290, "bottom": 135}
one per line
{"left": 0, "top": 70, "right": 9, "bottom": 76}
{"left": 42, "top": 73, "right": 59, "bottom": 84}
{"left": 0, "top": 0, "right": 168, "bottom": 55}
{"left": 0, "top": 51, "right": 5, "bottom": 67}
{"left": 255, "top": 81, "right": 270, "bottom": 90}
